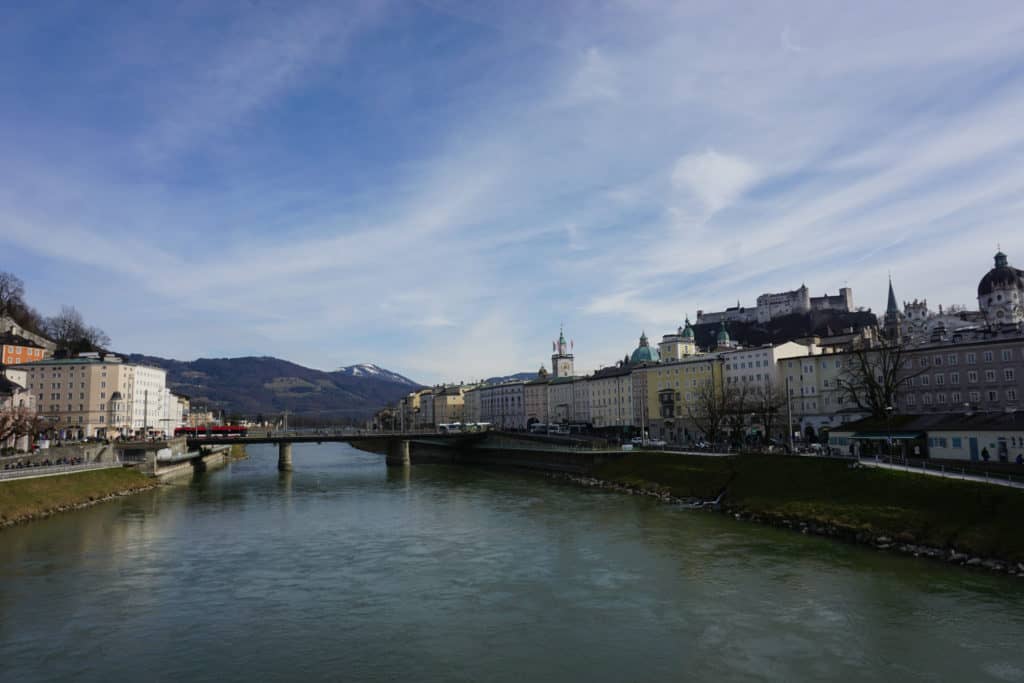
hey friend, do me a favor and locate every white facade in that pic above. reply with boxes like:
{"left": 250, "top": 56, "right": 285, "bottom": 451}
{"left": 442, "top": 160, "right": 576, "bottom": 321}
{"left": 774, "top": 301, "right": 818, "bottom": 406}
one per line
{"left": 547, "top": 379, "right": 575, "bottom": 424}
{"left": 130, "top": 365, "right": 168, "bottom": 434}
{"left": 587, "top": 366, "right": 634, "bottom": 428}
{"left": 721, "top": 342, "right": 819, "bottom": 393}
{"left": 478, "top": 382, "right": 526, "bottom": 430}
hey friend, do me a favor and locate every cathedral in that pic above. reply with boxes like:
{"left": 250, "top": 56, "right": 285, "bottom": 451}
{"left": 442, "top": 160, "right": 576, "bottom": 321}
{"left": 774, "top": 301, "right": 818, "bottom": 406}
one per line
{"left": 885, "top": 250, "right": 1024, "bottom": 343}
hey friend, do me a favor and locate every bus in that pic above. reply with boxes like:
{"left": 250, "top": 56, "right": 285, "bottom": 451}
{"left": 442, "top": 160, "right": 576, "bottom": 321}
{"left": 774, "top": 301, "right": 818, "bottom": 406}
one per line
{"left": 437, "top": 423, "right": 463, "bottom": 434}
{"left": 174, "top": 425, "right": 249, "bottom": 438}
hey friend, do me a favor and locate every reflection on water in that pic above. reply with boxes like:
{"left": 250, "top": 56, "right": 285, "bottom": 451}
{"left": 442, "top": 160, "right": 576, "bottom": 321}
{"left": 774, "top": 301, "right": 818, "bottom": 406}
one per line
{"left": 1, "top": 443, "right": 1023, "bottom": 683}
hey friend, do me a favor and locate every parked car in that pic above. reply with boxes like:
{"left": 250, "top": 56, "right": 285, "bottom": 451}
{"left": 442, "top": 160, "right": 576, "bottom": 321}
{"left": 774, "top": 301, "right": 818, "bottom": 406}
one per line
{"left": 630, "top": 437, "right": 644, "bottom": 446}
{"left": 648, "top": 439, "right": 667, "bottom": 448}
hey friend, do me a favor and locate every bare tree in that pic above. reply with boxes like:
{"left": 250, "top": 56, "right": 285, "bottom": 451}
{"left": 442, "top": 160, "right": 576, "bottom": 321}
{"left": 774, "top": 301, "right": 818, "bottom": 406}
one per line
{"left": 751, "top": 383, "right": 786, "bottom": 442}
{"left": 43, "top": 305, "right": 110, "bottom": 352}
{"left": 835, "top": 334, "right": 922, "bottom": 418}
{"left": 0, "top": 271, "right": 25, "bottom": 319}
{"left": 0, "top": 406, "right": 39, "bottom": 445}
{"left": 686, "top": 379, "right": 731, "bottom": 446}
{"left": 724, "top": 383, "right": 752, "bottom": 445}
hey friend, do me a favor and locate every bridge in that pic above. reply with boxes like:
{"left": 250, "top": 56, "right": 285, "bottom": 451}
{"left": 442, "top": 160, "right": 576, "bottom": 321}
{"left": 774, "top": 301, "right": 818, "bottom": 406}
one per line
{"left": 184, "top": 429, "right": 629, "bottom": 473}
{"left": 184, "top": 430, "right": 484, "bottom": 470}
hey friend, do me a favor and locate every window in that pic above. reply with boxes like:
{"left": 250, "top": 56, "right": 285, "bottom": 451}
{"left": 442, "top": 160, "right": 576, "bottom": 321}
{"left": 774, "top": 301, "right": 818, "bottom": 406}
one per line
{"left": 933, "top": 355, "right": 943, "bottom": 366}
{"left": 950, "top": 372, "right": 959, "bottom": 384}
{"left": 1002, "top": 349, "right": 1013, "bottom": 362}
{"left": 907, "top": 394, "right": 916, "bottom": 405}
{"left": 919, "top": 357, "right": 929, "bottom": 368}
{"left": 983, "top": 351, "right": 994, "bottom": 363}
{"left": 967, "top": 353, "right": 977, "bottom": 364}
{"left": 985, "top": 370, "right": 996, "bottom": 382}
{"left": 937, "top": 393, "right": 946, "bottom": 404}
{"left": 968, "top": 371, "right": 978, "bottom": 383}
{"left": 921, "top": 375, "right": 929, "bottom": 386}
{"left": 952, "top": 437, "right": 962, "bottom": 449}
{"left": 951, "top": 392, "right": 961, "bottom": 403}
{"left": 970, "top": 391, "right": 981, "bottom": 402}
{"left": 935, "top": 374, "right": 944, "bottom": 386}
{"left": 988, "top": 390, "right": 998, "bottom": 402}
{"left": 923, "top": 394, "right": 933, "bottom": 405}
{"left": 1005, "top": 369, "right": 1016, "bottom": 382}
{"left": 1009, "top": 389, "right": 1018, "bottom": 402}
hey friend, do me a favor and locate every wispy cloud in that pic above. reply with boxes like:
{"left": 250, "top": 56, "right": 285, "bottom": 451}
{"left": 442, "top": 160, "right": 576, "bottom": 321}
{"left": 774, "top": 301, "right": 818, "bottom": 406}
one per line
{"left": 2, "top": 1, "right": 1024, "bottom": 383}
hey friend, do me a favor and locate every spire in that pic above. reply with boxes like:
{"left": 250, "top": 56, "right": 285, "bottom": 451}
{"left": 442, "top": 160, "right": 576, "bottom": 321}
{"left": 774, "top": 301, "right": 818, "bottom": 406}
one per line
{"left": 886, "top": 275, "right": 899, "bottom": 315}
{"left": 995, "top": 250, "right": 1008, "bottom": 268}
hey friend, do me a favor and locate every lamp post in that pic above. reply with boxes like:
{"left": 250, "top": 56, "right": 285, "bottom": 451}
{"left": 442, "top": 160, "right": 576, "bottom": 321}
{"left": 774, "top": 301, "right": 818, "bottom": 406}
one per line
{"left": 885, "top": 404, "right": 894, "bottom": 460}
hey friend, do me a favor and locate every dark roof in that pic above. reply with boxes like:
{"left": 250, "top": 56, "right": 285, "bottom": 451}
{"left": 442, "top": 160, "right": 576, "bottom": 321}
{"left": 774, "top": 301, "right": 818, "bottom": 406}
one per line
{"left": 589, "top": 365, "right": 632, "bottom": 380}
{"left": 978, "top": 251, "right": 1024, "bottom": 296}
{"left": 0, "top": 332, "right": 44, "bottom": 349}
{"left": 837, "top": 411, "right": 1024, "bottom": 434}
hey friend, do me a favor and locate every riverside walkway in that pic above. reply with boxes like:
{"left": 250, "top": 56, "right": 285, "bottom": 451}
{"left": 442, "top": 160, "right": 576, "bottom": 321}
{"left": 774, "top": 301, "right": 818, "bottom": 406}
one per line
{"left": 858, "top": 456, "right": 1024, "bottom": 490}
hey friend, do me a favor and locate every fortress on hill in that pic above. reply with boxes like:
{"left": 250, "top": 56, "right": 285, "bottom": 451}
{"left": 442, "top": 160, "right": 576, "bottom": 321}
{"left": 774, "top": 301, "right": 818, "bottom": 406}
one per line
{"left": 696, "top": 284, "right": 854, "bottom": 325}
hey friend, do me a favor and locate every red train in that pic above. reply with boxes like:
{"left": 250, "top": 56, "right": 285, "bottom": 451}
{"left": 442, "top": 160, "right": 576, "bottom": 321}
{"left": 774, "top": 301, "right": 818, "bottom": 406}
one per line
{"left": 174, "top": 425, "right": 249, "bottom": 438}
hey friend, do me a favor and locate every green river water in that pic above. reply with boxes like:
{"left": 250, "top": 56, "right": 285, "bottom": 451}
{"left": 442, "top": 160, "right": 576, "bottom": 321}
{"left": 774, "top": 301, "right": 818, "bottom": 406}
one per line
{"left": 1, "top": 443, "right": 1023, "bottom": 682}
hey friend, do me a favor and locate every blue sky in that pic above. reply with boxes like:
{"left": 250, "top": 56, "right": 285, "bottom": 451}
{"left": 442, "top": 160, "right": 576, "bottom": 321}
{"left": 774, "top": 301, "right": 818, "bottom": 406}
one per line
{"left": 3, "top": 1, "right": 1024, "bottom": 384}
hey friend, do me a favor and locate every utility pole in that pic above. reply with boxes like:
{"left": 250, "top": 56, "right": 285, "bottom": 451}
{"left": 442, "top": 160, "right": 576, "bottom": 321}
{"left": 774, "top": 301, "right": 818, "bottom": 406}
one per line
{"left": 143, "top": 389, "right": 149, "bottom": 439}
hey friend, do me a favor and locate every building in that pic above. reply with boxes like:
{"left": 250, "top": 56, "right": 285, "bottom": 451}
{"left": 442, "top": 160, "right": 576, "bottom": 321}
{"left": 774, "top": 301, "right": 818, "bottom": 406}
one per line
{"left": 640, "top": 354, "right": 724, "bottom": 444}
{"left": 696, "top": 285, "right": 853, "bottom": 325}
{"left": 779, "top": 349, "right": 869, "bottom": 439}
{"left": 897, "top": 337, "right": 1023, "bottom": 415}
{"left": 433, "top": 385, "right": 466, "bottom": 425}
{"left": 477, "top": 381, "right": 526, "bottom": 430}
{"left": 547, "top": 376, "right": 576, "bottom": 425}
{"left": 129, "top": 363, "right": 169, "bottom": 434}
{"left": 721, "top": 342, "right": 818, "bottom": 393}
{"left": 1, "top": 332, "right": 48, "bottom": 365}
{"left": 21, "top": 356, "right": 134, "bottom": 438}
{"left": 587, "top": 364, "right": 634, "bottom": 430}
{"left": 524, "top": 367, "right": 550, "bottom": 426}
{"left": 978, "top": 249, "right": 1024, "bottom": 326}
{"left": 1, "top": 368, "right": 36, "bottom": 451}
{"left": 462, "top": 386, "right": 481, "bottom": 424}
{"left": 830, "top": 412, "right": 1024, "bottom": 462}
{"left": 0, "top": 317, "right": 56, "bottom": 353}
{"left": 551, "top": 327, "right": 575, "bottom": 378}
{"left": 658, "top": 320, "right": 698, "bottom": 361}
{"left": 418, "top": 389, "right": 434, "bottom": 429}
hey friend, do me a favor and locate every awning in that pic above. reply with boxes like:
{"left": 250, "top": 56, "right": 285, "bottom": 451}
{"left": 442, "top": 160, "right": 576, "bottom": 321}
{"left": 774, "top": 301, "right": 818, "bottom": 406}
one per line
{"left": 852, "top": 432, "right": 924, "bottom": 440}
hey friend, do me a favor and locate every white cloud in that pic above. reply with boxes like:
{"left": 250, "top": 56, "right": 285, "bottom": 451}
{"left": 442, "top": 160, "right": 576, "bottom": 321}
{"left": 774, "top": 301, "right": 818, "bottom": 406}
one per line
{"left": 670, "top": 150, "right": 760, "bottom": 218}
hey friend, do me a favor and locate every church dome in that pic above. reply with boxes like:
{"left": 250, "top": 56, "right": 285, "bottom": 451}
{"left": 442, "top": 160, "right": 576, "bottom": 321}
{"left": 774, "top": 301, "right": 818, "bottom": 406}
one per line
{"left": 978, "top": 251, "right": 1024, "bottom": 297}
{"left": 630, "top": 332, "right": 660, "bottom": 364}
{"left": 681, "top": 318, "right": 695, "bottom": 340}
{"left": 716, "top": 321, "right": 731, "bottom": 343}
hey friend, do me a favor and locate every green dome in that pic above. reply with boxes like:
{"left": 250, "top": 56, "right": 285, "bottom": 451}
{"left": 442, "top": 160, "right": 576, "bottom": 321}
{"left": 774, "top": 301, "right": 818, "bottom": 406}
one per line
{"left": 716, "top": 321, "right": 730, "bottom": 343}
{"left": 630, "top": 331, "right": 660, "bottom": 364}
{"left": 681, "top": 317, "right": 694, "bottom": 340}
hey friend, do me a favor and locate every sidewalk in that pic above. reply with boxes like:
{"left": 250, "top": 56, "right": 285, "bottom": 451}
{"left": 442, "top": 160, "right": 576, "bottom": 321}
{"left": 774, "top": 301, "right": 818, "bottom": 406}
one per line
{"left": 858, "top": 458, "right": 1024, "bottom": 490}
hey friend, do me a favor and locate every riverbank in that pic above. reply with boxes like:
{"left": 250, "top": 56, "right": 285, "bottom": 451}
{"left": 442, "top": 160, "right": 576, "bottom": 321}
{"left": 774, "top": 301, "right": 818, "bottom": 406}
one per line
{"left": 0, "top": 468, "right": 157, "bottom": 528}
{"left": 585, "top": 452, "right": 1024, "bottom": 573}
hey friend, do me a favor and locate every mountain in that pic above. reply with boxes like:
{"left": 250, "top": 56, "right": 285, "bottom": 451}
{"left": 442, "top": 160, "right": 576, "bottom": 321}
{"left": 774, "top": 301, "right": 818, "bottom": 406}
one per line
{"left": 122, "top": 354, "right": 421, "bottom": 420}
{"left": 334, "top": 363, "right": 418, "bottom": 386}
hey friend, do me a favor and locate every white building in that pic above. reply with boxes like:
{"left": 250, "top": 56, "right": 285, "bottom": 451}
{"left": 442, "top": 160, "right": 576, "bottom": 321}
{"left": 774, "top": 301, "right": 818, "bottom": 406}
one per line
{"left": 478, "top": 381, "right": 526, "bottom": 430}
{"left": 587, "top": 365, "right": 634, "bottom": 429}
{"left": 130, "top": 364, "right": 169, "bottom": 434}
{"left": 697, "top": 285, "right": 853, "bottom": 325}
{"left": 721, "top": 341, "right": 820, "bottom": 393}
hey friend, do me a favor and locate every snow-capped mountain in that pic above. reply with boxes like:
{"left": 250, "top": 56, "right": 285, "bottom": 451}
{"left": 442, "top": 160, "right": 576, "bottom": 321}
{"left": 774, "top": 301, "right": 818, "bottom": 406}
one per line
{"left": 335, "top": 363, "right": 419, "bottom": 386}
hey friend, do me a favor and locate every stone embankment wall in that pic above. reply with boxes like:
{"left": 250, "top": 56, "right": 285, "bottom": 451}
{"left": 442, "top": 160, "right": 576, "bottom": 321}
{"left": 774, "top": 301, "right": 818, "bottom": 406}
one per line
{"left": 1, "top": 442, "right": 116, "bottom": 468}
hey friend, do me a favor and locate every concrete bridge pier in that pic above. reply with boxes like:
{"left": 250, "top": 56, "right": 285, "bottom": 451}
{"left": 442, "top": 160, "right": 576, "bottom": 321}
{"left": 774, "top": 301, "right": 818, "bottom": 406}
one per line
{"left": 278, "top": 443, "right": 293, "bottom": 472}
{"left": 385, "top": 439, "right": 411, "bottom": 467}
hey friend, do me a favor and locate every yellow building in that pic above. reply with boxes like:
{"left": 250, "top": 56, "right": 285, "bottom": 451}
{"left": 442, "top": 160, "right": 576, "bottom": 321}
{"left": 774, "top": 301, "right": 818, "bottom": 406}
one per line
{"left": 657, "top": 319, "right": 700, "bottom": 361}
{"left": 433, "top": 385, "right": 467, "bottom": 425}
{"left": 640, "top": 354, "right": 724, "bottom": 444}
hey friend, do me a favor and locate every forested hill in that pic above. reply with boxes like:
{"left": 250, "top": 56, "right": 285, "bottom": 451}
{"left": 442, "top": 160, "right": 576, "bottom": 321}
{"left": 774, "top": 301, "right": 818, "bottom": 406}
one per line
{"left": 123, "top": 355, "right": 420, "bottom": 420}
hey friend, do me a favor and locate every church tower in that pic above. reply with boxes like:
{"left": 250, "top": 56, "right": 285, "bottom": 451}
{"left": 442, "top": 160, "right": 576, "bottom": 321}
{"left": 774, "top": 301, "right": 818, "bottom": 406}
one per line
{"left": 883, "top": 276, "right": 902, "bottom": 342}
{"left": 551, "top": 327, "right": 575, "bottom": 378}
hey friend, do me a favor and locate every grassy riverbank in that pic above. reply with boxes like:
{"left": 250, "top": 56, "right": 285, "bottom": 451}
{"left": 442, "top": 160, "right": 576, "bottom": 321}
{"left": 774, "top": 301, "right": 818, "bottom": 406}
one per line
{"left": 593, "top": 453, "right": 1024, "bottom": 563}
{"left": 0, "top": 468, "right": 156, "bottom": 526}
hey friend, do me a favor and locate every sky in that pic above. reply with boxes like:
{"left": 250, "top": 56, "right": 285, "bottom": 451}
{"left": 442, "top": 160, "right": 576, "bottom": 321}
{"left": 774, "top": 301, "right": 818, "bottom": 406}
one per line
{"left": 2, "top": 1, "right": 1024, "bottom": 384}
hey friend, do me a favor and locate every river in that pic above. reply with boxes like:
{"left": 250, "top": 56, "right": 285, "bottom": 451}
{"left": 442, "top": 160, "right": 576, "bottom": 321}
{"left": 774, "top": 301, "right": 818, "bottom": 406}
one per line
{"left": 2, "top": 443, "right": 1023, "bottom": 682}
